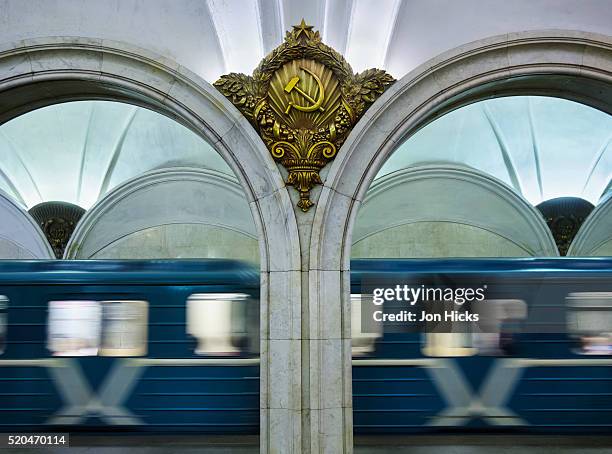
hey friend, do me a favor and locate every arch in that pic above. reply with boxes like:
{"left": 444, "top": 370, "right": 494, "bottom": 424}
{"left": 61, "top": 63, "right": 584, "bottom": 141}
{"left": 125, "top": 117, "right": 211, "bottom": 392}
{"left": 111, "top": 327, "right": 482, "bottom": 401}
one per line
{"left": 0, "top": 37, "right": 301, "bottom": 452}
{"left": 0, "top": 189, "right": 54, "bottom": 259}
{"left": 312, "top": 29, "right": 612, "bottom": 270}
{"left": 307, "top": 31, "right": 612, "bottom": 452}
{"left": 65, "top": 167, "right": 258, "bottom": 261}
{"left": 568, "top": 193, "right": 612, "bottom": 256}
{"left": 351, "top": 165, "right": 558, "bottom": 258}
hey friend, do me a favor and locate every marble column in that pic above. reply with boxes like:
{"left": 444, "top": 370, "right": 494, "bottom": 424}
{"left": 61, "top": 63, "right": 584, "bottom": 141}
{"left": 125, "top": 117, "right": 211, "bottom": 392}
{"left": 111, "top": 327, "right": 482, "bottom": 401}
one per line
{"left": 259, "top": 182, "right": 353, "bottom": 454}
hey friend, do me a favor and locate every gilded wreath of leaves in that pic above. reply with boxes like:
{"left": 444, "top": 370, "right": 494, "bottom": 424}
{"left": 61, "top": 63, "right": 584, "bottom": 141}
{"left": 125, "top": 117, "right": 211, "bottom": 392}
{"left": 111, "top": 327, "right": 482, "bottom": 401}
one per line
{"left": 350, "top": 69, "right": 396, "bottom": 117}
{"left": 214, "top": 25, "right": 394, "bottom": 135}
{"left": 213, "top": 73, "right": 257, "bottom": 121}
{"left": 214, "top": 22, "right": 395, "bottom": 211}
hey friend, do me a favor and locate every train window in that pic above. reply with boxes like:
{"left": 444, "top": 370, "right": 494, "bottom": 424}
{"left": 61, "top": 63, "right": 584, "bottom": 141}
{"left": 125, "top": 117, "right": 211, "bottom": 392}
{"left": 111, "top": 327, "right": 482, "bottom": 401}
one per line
{"left": 100, "top": 301, "right": 148, "bottom": 357}
{"left": 422, "top": 299, "right": 527, "bottom": 357}
{"left": 48, "top": 300, "right": 101, "bottom": 356}
{"left": 187, "top": 293, "right": 249, "bottom": 355}
{"left": 351, "top": 294, "right": 381, "bottom": 356}
{"left": 567, "top": 292, "right": 612, "bottom": 355}
{"left": 422, "top": 333, "right": 477, "bottom": 357}
{"left": 0, "top": 296, "right": 7, "bottom": 355}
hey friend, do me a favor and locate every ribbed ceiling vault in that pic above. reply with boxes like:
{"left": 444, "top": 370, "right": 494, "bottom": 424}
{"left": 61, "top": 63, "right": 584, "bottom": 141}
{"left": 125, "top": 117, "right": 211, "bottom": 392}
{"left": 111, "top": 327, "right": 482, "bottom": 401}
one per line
{"left": 0, "top": 96, "right": 608, "bottom": 213}
{"left": 0, "top": 101, "right": 234, "bottom": 210}
{"left": 0, "top": 0, "right": 610, "bottom": 81}
{"left": 378, "top": 96, "right": 612, "bottom": 206}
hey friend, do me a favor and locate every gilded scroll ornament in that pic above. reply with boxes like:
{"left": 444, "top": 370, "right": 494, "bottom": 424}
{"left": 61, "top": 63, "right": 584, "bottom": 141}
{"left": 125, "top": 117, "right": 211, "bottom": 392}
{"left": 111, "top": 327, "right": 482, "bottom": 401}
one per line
{"left": 214, "top": 19, "right": 395, "bottom": 211}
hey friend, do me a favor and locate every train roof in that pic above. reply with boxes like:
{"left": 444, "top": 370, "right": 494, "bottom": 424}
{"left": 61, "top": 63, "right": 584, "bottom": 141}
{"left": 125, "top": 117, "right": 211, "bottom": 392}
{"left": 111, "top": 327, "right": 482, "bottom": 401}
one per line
{"left": 0, "top": 259, "right": 259, "bottom": 285}
{"left": 350, "top": 257, "right": 612, "bottom": 276}
{"left": 1, "top": 258, "right": 611, "bottom": 285}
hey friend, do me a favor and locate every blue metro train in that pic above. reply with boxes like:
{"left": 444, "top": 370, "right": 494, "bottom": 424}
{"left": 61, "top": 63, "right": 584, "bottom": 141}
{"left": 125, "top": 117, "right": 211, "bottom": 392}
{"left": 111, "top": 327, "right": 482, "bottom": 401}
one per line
{"left": 351, "top": 259, "right": 612, "bottom": 433}
{"left": 0, "top": 260, "right": 260, "bottom": 433}
{"left": 0, "top": 258, "right": 610, "bottom": 434}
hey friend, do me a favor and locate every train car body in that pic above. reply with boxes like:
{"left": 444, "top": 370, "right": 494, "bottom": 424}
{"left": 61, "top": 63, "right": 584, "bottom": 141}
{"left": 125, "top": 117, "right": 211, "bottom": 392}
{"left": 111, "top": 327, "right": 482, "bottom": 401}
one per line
{"left": 0, "top": 258, "right": 611, "bottom": 435}
{"left": 0, "top": 260, "right": 260, "bottom": 433}
{"left": 351, "top": 258, "right": 612, "bottom": 434}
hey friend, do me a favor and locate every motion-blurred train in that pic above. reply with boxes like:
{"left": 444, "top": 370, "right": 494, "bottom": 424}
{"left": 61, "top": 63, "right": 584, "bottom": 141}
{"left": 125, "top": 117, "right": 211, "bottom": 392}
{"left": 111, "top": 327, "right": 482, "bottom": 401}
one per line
{"left": 0, "top": 258, "right": 610, "bottom": 434}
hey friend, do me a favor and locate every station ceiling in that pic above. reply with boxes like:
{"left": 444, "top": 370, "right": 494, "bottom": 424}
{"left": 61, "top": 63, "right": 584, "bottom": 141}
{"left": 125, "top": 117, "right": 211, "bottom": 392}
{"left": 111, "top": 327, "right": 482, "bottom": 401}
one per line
{"left": 381, "top": 96, "right": 612, "bottom": 205}
{"left": 0, "top": 101, "right": 233, "bottom": 209}
{"left": 0, "top": 0, "right": 610, "bottom": 81}
{"left": 0, "top": 97, "right": 608, "bottom": 210}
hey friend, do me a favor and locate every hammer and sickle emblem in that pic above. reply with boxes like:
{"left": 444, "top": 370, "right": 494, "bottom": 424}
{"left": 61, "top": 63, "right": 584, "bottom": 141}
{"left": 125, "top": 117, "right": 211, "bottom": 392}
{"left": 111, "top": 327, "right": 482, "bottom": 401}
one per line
{"left": 284, "top": 67, "right": 325, "bottom": 114}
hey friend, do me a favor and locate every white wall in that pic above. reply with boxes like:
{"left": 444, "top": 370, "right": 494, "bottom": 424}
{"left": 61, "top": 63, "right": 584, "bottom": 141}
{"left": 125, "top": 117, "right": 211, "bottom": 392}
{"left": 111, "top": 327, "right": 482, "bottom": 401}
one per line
{"left": 352, "top": 222, "right": 532, "bottom": 258}
{"left": 0, "top": 190, "right": 54, "bottom": 259}
{"left": 91, "top": 224, "right": 258, "bottom": 262}
{"left": 352, "top": 165, "right": 558, "bottom": 258}
{"left": 67, "top": 168, "right": 258, "bottom": 262}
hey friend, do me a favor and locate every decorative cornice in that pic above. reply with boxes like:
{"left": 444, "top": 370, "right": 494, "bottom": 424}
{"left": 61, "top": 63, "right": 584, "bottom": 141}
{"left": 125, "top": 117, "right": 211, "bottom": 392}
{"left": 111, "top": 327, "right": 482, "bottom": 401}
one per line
{"left": 214, "top": 20, "right": 395, "bottom": 211}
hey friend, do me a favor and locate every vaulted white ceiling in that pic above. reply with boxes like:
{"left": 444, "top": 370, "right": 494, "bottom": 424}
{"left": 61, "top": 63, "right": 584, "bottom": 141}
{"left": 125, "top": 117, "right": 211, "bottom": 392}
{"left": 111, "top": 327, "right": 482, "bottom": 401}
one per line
{"left": 0, "top": 2, "right": 610, "bottom": 211}
{"left": 0, "top": 101, "right": 234, "bottom": 209}
{"left": 0, "top": 0, "right": 610, "bottom": 82}
{"left": 0, "top": 96, "right": 608, "bottom": 213}
{"left": 378, "top": 96, "right": 612, "bottom": 205}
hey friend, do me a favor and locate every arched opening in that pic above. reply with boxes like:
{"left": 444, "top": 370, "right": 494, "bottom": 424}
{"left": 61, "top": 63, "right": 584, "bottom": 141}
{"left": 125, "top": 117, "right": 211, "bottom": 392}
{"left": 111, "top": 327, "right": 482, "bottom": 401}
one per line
{"left": 0, "top": 97, "right": 263, "bottom": 431}
{"left": 0, "top": 100, "right": 258, "bottom": 262}
{"left": 351, "top": 96, "right": 611, "bottom": 260}
{"left": 308, "top": 31, "right": 612, "bottom": 442}
{"left": 0, "top": 39, "right": 301, "bottom": 444}
{"left": 351, "top": 96, "right": 612, "bottom": 398}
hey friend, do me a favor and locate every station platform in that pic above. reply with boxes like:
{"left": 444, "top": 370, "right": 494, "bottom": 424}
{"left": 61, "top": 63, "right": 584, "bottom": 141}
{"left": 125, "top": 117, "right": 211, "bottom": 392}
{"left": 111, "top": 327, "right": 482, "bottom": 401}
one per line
{"left": 3, "top": 435, "right": 612, "bottom": 453}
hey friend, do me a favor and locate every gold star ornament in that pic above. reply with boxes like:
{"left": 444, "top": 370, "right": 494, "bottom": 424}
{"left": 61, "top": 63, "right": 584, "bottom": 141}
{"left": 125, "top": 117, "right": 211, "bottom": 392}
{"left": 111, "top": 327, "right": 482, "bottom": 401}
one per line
{"left": 294, "top": 19, "right": 314, "bottom": 39}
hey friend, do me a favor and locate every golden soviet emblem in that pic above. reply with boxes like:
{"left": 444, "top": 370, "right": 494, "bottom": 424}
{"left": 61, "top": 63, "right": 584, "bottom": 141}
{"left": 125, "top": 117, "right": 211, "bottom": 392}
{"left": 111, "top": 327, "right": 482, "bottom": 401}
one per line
{"left": 284, "top": 66, "right": 325, "bottom": 114}
{"left": 215, "top": 20, "right": 395, "bottom": 211}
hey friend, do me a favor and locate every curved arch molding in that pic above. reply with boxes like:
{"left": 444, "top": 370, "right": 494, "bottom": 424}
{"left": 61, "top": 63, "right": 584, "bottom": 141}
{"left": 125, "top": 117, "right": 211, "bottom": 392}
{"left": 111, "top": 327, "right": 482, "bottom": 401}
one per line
{"left": 312, "top": 30, "right": 612, "bottom": 271}
{"left": 0, "top": 189, "right": 54, "bottom": 259}
{"left": 306, "top": 30, "right": 612, "bottom": 454}
{"left": 0, "top": 37, "right": 301, "bottom": 454}
{"left": 568, "top": 193, "right": 612, "bottom": 256}
{"left": 352, "top": 165, "right": 558, "bottom": 258}
{"left": 0, "top": 36, "right": 300, "bottom": 263}
{"left": 65, "top": 167, "right": 258, "bottom": 261}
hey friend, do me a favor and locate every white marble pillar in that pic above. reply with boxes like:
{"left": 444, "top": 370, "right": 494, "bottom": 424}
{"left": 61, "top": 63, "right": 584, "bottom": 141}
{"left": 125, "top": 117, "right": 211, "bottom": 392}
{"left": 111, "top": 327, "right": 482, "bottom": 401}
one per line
{"left": 294, "top": 187, "right": 354, "bottom": 454}
{"left": 259, "top": 184, "right": 354, "bottom": 454}
{"left": 257, "top": 188, "right": 304, "bottom": 454}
